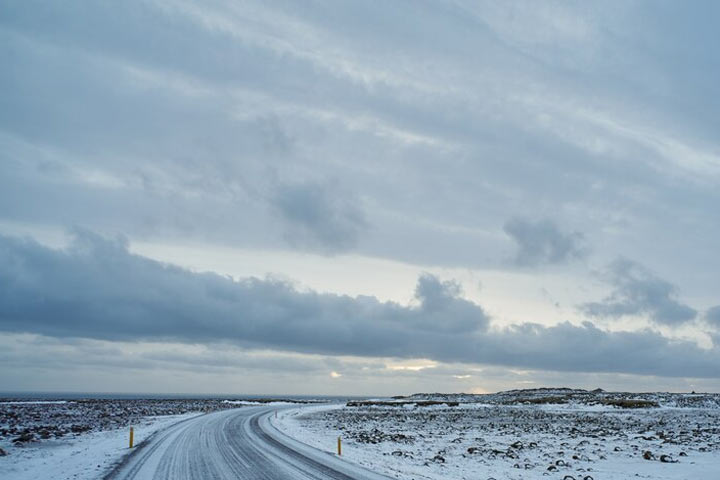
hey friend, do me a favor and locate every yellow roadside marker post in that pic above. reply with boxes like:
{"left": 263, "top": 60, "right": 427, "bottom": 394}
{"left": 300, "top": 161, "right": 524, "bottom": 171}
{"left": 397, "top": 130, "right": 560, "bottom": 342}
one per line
{"left": 337, "top": 436, "right": 342, "bottom": 456}
{"left": 129, "top": 427, "right": 134, "bottom": 448}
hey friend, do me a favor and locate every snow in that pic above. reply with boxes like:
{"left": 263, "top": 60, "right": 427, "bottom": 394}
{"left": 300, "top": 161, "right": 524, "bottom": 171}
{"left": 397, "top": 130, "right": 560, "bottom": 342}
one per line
{"left": 0, "top": 396, "right": 325, "bottom": 479}
{"left": 259, "top": 407, "right": 392, "bottom": 480}
{"left": 0, "top": 412, "right": 201, "bottom": 480}
{"left": 221, "top": 400, "right": 297, "bottom": 406}
{"left": 272, "top": 397, "right": 720, "bottom": 480}
{"left": 3, "top": 391, "right": 718, "bottom": 480}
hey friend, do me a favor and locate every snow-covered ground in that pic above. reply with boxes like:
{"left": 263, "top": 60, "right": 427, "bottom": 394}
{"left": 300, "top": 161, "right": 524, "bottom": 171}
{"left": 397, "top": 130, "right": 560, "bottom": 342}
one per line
{"left": 0, "top": 412, "right": 201, "bottom": 480}
{"left": 0, "top": 397, "right": 239, "bottom": 443}
{"left": 273, "top": 390, "right": 720, "bottom": 480}
{"left": 221, "top": 400, "right": 299, "bottom": 406}
{"left": 0, "top": 396, "right": 324, "bottom": 479}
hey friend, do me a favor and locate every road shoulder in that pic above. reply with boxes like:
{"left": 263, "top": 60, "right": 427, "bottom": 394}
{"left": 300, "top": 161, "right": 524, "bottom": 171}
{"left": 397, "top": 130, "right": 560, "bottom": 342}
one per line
{"left": 265, "top": 406, "right": 390, "bottom": 480}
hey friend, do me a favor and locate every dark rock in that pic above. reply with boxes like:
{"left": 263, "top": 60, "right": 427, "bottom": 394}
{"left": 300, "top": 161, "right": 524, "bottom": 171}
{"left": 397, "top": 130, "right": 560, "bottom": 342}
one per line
{"left": 12, "top": 432, "right": 34, "bottom": 443}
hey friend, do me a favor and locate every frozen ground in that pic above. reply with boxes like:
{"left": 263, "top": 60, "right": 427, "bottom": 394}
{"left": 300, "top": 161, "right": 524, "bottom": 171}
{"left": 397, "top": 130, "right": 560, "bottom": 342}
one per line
{"left": 0, "top": 397, "right": 318, "bottom": 479}
{"left": 0, "top": 398, "right": 238, "bottom": 445}
{"left": 273, "top": 389, "right": 720, "bottom": 480}
{"left": 0, "top": 411, "right": 200, "bottom": 480}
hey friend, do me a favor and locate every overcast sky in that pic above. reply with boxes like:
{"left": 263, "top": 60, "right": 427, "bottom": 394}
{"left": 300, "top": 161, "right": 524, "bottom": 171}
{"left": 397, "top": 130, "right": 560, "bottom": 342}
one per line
{"left": 2, "top": 0, "right": 719, "bottom": 395}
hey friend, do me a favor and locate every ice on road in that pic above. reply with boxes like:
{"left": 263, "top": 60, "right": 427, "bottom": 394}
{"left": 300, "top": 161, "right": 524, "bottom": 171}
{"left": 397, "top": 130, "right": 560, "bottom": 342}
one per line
{"left": 106, "top": 407, "right": 388, "bottom": 480}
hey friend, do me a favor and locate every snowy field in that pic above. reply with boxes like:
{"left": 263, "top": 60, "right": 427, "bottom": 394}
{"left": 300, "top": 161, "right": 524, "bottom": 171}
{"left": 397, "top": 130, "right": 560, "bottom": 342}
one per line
{"left": 273, "top": 389, "right": 720, "bottom": 480}
{"left": 0, "top": 410, "right": 200, "bottom": 480}
{"left": 0, "top": 397, "right": 311, "bottom": 479}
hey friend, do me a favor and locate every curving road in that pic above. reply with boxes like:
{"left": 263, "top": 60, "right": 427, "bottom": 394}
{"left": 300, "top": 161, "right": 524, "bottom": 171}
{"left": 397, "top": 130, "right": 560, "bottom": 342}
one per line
{"left": 105, "top": 407, "right": 387, "bottom": 480}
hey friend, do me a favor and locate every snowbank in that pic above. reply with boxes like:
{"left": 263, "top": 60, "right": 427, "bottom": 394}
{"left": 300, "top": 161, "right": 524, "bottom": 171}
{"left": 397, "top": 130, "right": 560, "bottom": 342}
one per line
{"left": 0, "top": 412, "right": 201, "bottom": 480}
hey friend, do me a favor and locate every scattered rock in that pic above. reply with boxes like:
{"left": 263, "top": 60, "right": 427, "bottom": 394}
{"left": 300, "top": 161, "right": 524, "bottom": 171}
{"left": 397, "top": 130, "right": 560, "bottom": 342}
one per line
{"left": 70, "top": 424, "right": 92, "bottom": 434}
{"left": 12, "top": 432, "right": 34, "bottom": 443}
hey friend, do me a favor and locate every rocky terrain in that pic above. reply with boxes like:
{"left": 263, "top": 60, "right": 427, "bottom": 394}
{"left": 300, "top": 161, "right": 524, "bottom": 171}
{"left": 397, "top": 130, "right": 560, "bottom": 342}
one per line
{"left": 275, "top": 389, "right": 720, "bottom": 480}
{"left": 392, "top": 387, "right": 720, "bottom": 409}
{"left": 0, "top": 396, "right": 315, "bottom": 453}
{"left": 0, "top": 399, "right": 224, "bottom": 452}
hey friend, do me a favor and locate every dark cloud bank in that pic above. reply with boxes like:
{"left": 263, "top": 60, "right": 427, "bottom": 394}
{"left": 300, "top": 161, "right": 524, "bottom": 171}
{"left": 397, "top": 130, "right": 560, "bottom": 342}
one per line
{"left": 0, "top": 231, "right": 718, "bottom": 378}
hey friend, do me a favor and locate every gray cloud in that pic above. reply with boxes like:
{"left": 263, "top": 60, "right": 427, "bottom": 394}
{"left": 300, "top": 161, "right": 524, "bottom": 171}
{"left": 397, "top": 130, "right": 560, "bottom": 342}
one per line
{"left": 0, "top": 231, "right": 717, "bottom": 378}
{"left": 1, "top": 0, "right": 719, "bottom": 279}
{"left": 2, "top": 1, "right": 720, "bottom": 394}
{"left": 412, "top": 273, "right": 489, "bottom": 333}
{"left": 706, "top": 306, "right": 720, "bottom": 330}
{"left": 504, "top": 217, "right": 586, "bottom": 266}
{"left": 271, "top": 180, "right": 367, "bottom": 252}
{"left": 580, "top": 258, "right": 697, "bottom": 326}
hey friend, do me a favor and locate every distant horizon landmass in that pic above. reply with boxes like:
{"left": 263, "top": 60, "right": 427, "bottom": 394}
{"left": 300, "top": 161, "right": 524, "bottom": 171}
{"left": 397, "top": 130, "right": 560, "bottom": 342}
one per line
{"left": 0, "top": 386, "right": 712, "bottom": 400}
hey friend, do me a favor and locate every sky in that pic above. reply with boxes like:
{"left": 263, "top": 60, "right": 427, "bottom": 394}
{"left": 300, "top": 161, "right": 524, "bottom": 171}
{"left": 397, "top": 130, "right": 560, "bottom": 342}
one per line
{"left": 1, "top": 0, "right": 719, "bottom": 395}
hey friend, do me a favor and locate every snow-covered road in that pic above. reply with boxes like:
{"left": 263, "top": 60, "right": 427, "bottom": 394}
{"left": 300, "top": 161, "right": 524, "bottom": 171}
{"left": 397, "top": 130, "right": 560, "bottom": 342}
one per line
{"left": 105, "top": 407, "right": 389, "bottom": 480}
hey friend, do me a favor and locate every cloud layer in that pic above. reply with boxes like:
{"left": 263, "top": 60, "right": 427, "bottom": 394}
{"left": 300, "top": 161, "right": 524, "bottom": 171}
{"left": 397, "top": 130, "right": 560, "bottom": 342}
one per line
{"left": 2, "top": 0, "right": 720, "bottom": 276}
{"left": 2, "top": 1, "right": 720, "bottom": 392}
{"left": 1, "top": 231, "right": 717, "bottom": 378}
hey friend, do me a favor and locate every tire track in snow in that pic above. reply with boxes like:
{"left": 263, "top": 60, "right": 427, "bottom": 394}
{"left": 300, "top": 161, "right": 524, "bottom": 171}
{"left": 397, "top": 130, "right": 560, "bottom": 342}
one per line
{"left": 105, "top": 407, "right": 389, "bottom": 480}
